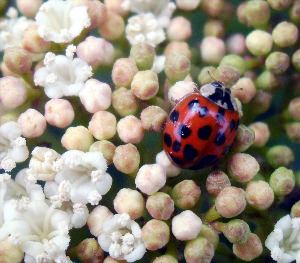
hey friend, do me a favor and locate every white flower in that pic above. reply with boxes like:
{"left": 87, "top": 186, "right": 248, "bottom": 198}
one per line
{"left": 125, "top": 13, "right": 166, "bottom": 47}
{"left": 0, "top": 121, "right": 29, "bottom": 172}
{"left": 35, "top": 0, "right": 91, "bottom": 43}
{"left": 0, "top": 198, "right": 71, "bottom": 263}
{"left": 44, "top": 150, "right": 112, "bottom": 207}
{"left": 34, "top": 47, "right": 93, "bottom": 99}
{"left": 98, "top": 213, "right": 146, "bottom": 262}
{"left": 0, "top": 7, "right": 34, "bottom": 51}
{"left": 27, "top": 147, "right": 61, "bottom": 181}
{"left": 122, "top": 0, "right": 176, "bottom": 28}
{"left": 265, "top": 214, "right": 300, "bottom": 263}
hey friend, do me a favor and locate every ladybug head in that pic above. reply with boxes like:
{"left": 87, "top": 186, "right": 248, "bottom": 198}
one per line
{"left": 199, "top": 81, "right": 238, "bottom": 111}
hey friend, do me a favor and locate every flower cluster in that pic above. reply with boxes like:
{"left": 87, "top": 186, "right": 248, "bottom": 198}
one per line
{"left": 0, "top": 0, "right": 299, "bottom": 262}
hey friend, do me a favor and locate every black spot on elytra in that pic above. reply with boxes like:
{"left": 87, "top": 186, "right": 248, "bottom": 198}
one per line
{"left": 188, "top": 99, "right": 199, "bottom": 110}
{"left": 191, "top": 154, "right": 218, "bottom": 169}
{"left": 178, "top": 124, "right": 191, "bottom": 138}
{"left": 172, "top": 140, "right": 181, "bottom": 152}
{"left": 170, "top": 154, "right": 183, "bottom": 165}
{"left": 215, "top": 132, "right": 226, "bottom": 145}
{"left": 198, "top": 125, "right": 212, "bottom": 140}
{"left": 230, "top": 120, "right": 236, "bottom": 131}
{"left": 170, "top": 110, "right": 179, "bottom": 123}
{"left": 199, "top": 106, "right": 208, "bottom": 117}
{"left": 164, "top": 133, "right": 172, "bottom": 147}
{"left": 183, "top": 144, "right": 198, "bottom": 161}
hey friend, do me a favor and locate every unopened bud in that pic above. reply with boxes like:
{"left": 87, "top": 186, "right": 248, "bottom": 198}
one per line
{"left": 76, "top": 238, "right": 104, "bottom": 263}
{"left": 89, "top": 140, "right": 116, "bottom": 164}
{"left": 272, "top": 21, "right": 299, "bottom": 48}
{"left": 206, "top": 170, "right": 231, "bottom": 197}
{"left": 232, "top": 125, "right": 255, "bottom": 152}
{"left": 265, "top": 52, "right": 290, "bottom": 75}
{"left": 184, "top": 237, "right": 215, "bottom": 263}
{"left": 165, "top": 54, "right": 191, "bottom": 82}
{"left": 246, "top": 30, "right": 273, "bottom": 57}
{"left": 113, "top": 144, "right": 140, "bottom": 174}
{"left": 130, "top": 43, "right": 155, "bottom": 70}
{"left": 244, "top": 0, "right": 270, "bottom": 28}
{"left": 3, "top": 47, "right": 32, "bottom": 75}
{"left": 61, "top": 126, "right": 94, "bottom": 151}
{"left": 269, "top": 167, "right": 295, "bottom": 196}
{"left": 146, "top": 192, "right": 174, "bottom": 220}
{"left": 291, "top": 200, "right": 300, "bottom": 217}
{"left": 112, "top": 88, "right": 138, "bottom": 117}
{"left": 249, "top": 122, "right": 270, "bottom": 147}
{"left": 266, "top": 145, "right": 294, "bottom": 168}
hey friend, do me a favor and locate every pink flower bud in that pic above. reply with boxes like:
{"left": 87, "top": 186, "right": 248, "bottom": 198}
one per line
{"left": 249, "top": 122, "right": 270, "bottom": 147}
{"left": 112, "top": 58, "right": 138, "bottom": 88}
{"left": 0, "top": 239, "right": 24, "bottom": 263}
{"left": 79, "top": 79, "right": 112, "bottom": 113}
{"left": 112, "top": 88, "right": 139, "bottom": 117}
{"left": 226, "top": 34, "right": 246, "bottom": 55}
{"left": 165, "top": 54, "right": 191, "bottom": 82}
{"left": 288, "top": 97, "right": 300, "bottom": 121}
{"left": 16, "top": 0, "right": 42, "bottom": 17}
{"left": 204, "top": 19, "right": 225, "bottom": 38}
{"left": 77, "top": 36, "right": 115, "bottom": 68}
{"left": 3, "top": 47, "right": 32, "bottom": 75}
{"left": 1, "top": 62, "right": 19, "bottom": 77}
{"left": 233, "top": 233, "right": 263, "bottom": 261}
{"left": 291, "top": 200, "right": 300, "bottom": 217}
{"left": 88, "top": 206, "right": 113, "bottom": 236}
{"left": 155, "top": 151, "right": 181, "bottom": 177}
{"left": 246, "top": 180, "right": 274, "bottom": 210}
{"left": 0, "top": 76, "right": 27, "bottom": 110}
{"left": 142, "top": 219, "right": 170, "bottom": 251}
{"left": 206, "top": 170, "right": 231, "bottom": 197}
{"left": 45, "top": 99, "right": 75, "bottom": 128}
{"left": 104, "top": 0, "right": 128, "bottom": 16}
{"left": 232, "top": 125, "right": 255, "bottom": 152}
{"left": 131, "top": 70, "right": 159, "bottom": 100}
{"left": 135, "top": 164, "right": 166, "bottom": 195}
{"left": 228, "top": 153, "right": 260, "bottom": 183}
{"left": 184, "top": 237, "right": 215, "bottom": 263}
{"left": 231, "top": 77, "right": 256, "bottom": 104}
{"left": 98, "top": 11, "right": 125, "bottom": 41}
{"left": 113, "top": 188, "right": 145, "bottom": 219}
{"left": 22, "top": 24, "right": 51, "bottom": 53}
{"left": 168, "top": 81, "right": 197, "bottom": 105}
{"left": 164, "top": 41, "right": 192, "bottom": 59}
{"left": 117, "top": 115, "right": 144, "bottom": 144}
{"left": 146, "top": 192, "right": 175, "bottom": 220}
{"left": 88, "top": 111, "right": 117, "bottom": 140}
{"left": 140, "top": 106, "right": 167, "bottom": 132}
{"left": 167, "top": 17, "right": 192, "bottom": 41}
{"left": 272, "top": 21, "right": 299, "bottom": 48}
{"left": 172, "top": 210, "right": 202, "bottom": 241}
{"left": 172, "top": 180, "right": 201, "bottom": 209}
{"left": 200, "top": 37, "right": 225, "bottom": 65}
{"left": 113, "top": 144, "right": 140, "bottom": 174}
{"left": 61, "top": 126, "right": 94, "bottom": 151}
{"left": 18, "top": 109, "right": 46, "bottom": 138}
{"left": 90, "top": 140, "right": 116, "bottom": 164}
{"left": 215, "top": 186, "right": 247, "bottom": 218}
{"left": 76, "top": 238, "right": 104, "bottom": 263}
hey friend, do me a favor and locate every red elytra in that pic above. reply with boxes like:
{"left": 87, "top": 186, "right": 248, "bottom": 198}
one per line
{"left": 163, "top": 82, "right": 240, "bottom": 170}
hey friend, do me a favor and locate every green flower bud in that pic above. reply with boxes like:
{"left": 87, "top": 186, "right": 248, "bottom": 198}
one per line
{"left": 89, "top": 140, "right": 116, "bottom": 164}
{"left": 270, "top": 167, "right": 295, "bottom": 196}
{"left": 245, "top": 0, "right": 270, "bottom": 28}
{"left": 76, "top": 238, "right": 104, "bottom": 263}
{"left": 251, "top": 90, "right": 273, "bottom": 114}
{"left": 165, "top": 54, "right": 191, "bottom": 82}
{"left": 198, "top": 66, "right": 217, "bottom": 85}
{"left": 130, "top": 43, "right": 155, "bottom": 70}
{"left": 285, "top": 122, "right": 300, "bottom": 143}
{"left": 255, "top": 71, "right": 279, "bottom": 91}
{"left": 215, "top": 65, "right": 240, "bottom": 87}
{"left": 267, "top": 145, "right": 294, "bottom": 168}
{"left": 265, "top": 52, "right": 290, "bottom": 75}
{"left": 201, "top": 0, "right": 224, "bottom": 17}
{"left": 290, "top": 0, "right": 300, "bottom": 24}
{"left": 203, "top": 19, "right": 225, "bottom": 38}
{"left": 268, "top": 0, "right": 292, "bottom": 10}
{"left": 246, "top": 30, "right": 273, "bottom": 57}
{"left": 232, "top": 124, "right": 255, "bottom": 152}
{"left": 292, "top": 49, "right": 300, "bottom": 72}
{"left": 237, "top": 2, "right": 247, "bottom": 25}
{"left": 153, "top": 255, "right": 178, "bottom": 263}
{"left": 220, "top": 54, "right": 246, "bottom": 75}
{"left": 291, "top": 200, "right": 300, "bottom": 217}
{"left": 272, "top": 21, "right": 299, "bottom": 48}
{"left": 184, "top": 237, "right": 215, "bottom": 263}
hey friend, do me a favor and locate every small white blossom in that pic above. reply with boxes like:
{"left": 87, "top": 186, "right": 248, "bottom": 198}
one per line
{"left": 34, "top": 47, "right": 93, "bottom": 99}
{"left": 0, "top": 7, "right": 34, "bottom": 51}
{"left": 125, "top": 13, "right": 166, "bottom": 47}
{"left": 0, "top": 198, "right": 71, "bottom": 263}
{"left": 122, "top": 0, "right": 176, "bottom": 28}
{"left": 265, "top": 214, "right": 300, "bottom": 263}
{"left": 27, "top": 147, "right": 61, "bottom": 181}
{"left": 0, "top": 121, "right": 29, "bottom": 172}
{"left": 98, "top": 213, "right": 146, "bottom": 262}
{"left": 35, "top": 0, "right": 91, "bottom": 43}
{"left": 44, "top": 150, "right": 112, "bottom": 207}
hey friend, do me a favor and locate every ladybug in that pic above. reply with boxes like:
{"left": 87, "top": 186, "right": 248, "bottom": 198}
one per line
{"left": 163, "top": 81, "right": 240, "bottom": 170}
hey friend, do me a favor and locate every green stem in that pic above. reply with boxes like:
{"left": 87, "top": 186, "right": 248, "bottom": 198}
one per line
{"left": 204, "top": 206, "right": 222, "bottom": 223}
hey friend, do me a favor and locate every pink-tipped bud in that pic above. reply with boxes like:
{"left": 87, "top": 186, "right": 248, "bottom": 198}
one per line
{"left": 164, "top": 41, "right": 191, "bottom": 59}
{"left": 104, "top": 0, "right": 128, "bottom": 16}
{"left": 231, "top": 78, "right": 256, "bottom": 104}
{"left": 16, "top": 0, "right": 42, "bottom": 17}
{"left": 0, "top": 239, "right": 24, "bottom": 263}
{"left": 172, "top": 210, "right": 202, "bottom": 241}
{"left": 113, "top": 188, "right": 145, "bottom": 219}
{"left": 18, "top": 109, "right": 47, "bottom": 138}
{"left": 142, "top": 219, "right": 170, "bottom": 251}
{"left": 226, "top": 34, "right": 246, "bottom": 55}
{"left": 45, "top": 99, "right": 75, "bottom": 128}
{"left": 113, "top": 144, "right": 140, "bottom": 174}
{"left": 88, "top": 111, "right": 117, "bottom": 140}
{"left": 232, "top": 125, "right": 255, "bottom": 152}
{"left": 288, "top": 97, "right": 300, "bottom": 121}
{"left": 117, "top": 115, "right": 144, "bottom": 144}
{"left": 249, "top": 122, "right": 270, "bottom": 147}
{"left": 200, "top": 37, "right": 225, "bottom": 65}
{"left": 140, "top": 106, "right": 167, "bottom": 132}
{"left": 112, "top": 58, "right": 138, "bottom": 88}
{"left": 146, "top": 192, "right": 175, "bottom": 220}
{"left": 184, "top": 237, "right": 215, "bottom": 263}
{"left": 0, "top": 76, "right": 27, "bottom": 110}
{"left": 87, "top": 206, "right": 113, "bottom": 237}
{"left": 155, "top": 151, "right": 181, "bottom": 178}
{"left": 167, "top": 17, "right": 192, "bottom": 41}
{"left": 215, "top": 186, "right": 247, "bottom": 218}
{"left": 165, "top": 54, "right": 191, "bottom": 82}
{"left": 98, "top": 11, "right": 125, "bottom": 41}
{"left": 76, "top": 238, "right": 104, "bottom": 263}
{"left": 61, "top": 126, "right": 94, "bottom": 151}
{"left": 90, "top": 140, "right": 116, "bottom": 164}
{"left": 77, "top": 36, "right": 115, "bottom": 68}
{"left": 112, "top": 87, "right": 138, "bottom": 117}
{"left": 206, "top": 170, "right": 231, "bottom": 197}
{"left": 3, "top": 47, "right": 32, "bottom": 75}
